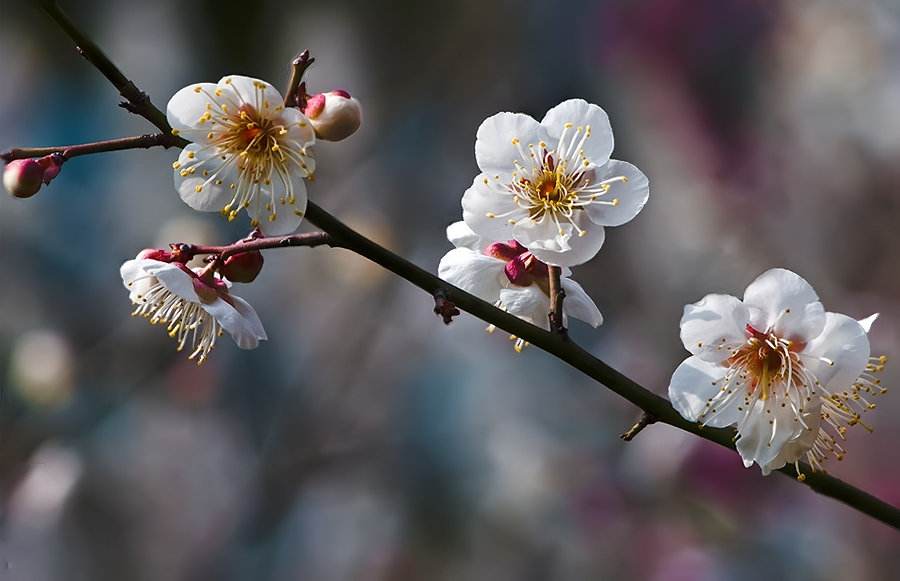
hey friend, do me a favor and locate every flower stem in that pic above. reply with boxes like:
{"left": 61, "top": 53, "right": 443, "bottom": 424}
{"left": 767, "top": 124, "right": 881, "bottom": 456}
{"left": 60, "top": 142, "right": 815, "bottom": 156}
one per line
{"left": 1, "top": 133, "right": 180, "bottom": 163}
{"left": 26, "top": 0, "right": 900, "bottom": 530}
{"left": 548, "top": 265, "right": 567, "bottom": 336}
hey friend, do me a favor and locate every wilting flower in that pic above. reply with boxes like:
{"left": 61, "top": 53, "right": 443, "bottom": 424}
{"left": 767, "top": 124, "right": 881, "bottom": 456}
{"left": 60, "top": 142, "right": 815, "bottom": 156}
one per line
{"left": 167, "top": 75, "right": 315, "bottom": 234}
{"left": 438, "top": 221, "right": 602, "bottom": 351}
{"left": 121, "top": 251, "right": 267, "bottom": 364}
{"left": 303, "top": 89, "right": 362, "bottom": 141}
{"left": 668, "top": 268, "right": 888, "bottom": 476}
{"left": 462, "top": 99, "right": 649, "bottom": 267}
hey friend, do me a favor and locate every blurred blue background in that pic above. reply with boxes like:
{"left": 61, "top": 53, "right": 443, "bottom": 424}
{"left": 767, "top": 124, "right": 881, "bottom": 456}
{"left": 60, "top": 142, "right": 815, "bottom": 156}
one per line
{"left": 1, "top": 0, "right": 899, "bottom": 579}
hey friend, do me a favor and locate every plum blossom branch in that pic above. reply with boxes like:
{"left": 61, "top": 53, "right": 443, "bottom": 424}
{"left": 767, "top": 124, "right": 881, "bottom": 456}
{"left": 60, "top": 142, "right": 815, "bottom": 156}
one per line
{"left": 284, "top": 49, "right": 315, "bottom": 108}
{"left": 24, "top": 0, "right": 900, "bottom": 531}
{"left": 548, "top": 265, "right": 567, "bottom": 336}
{"left": 620, "top": 411, "right": 657, "bottom": 441}
{"left": 0, "top": 133, "right": 181, "bottom": 163}
{"left": 174, "top": 231, "right": 338, "bottom": 262}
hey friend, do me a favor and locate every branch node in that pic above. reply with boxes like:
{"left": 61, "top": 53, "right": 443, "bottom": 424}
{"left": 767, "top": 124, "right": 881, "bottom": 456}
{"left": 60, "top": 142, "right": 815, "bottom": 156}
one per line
{"left": 620, "top": 412, "right": 657, "bottom": 441}
{"left": 433, "top": 290, "right": 460, "bottom": 325}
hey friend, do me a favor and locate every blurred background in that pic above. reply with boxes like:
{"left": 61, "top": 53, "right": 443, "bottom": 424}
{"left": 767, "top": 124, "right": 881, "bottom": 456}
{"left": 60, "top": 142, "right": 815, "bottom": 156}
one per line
{"left": 1, "top": 0, "right": 899, "bottom": 579}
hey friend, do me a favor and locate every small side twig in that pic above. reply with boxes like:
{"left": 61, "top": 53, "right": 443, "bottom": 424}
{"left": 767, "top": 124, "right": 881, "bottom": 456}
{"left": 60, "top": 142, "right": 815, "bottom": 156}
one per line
{"left": 548, "top": 265, "right": 567, "bottom": 337}
{"left": 284, "top": 49, "right": 315, "bottom": 108}
{"left": 433, "top": 290, "right": 460, "bottom": 325}
{"left": 620, "top": 412, "right": 657, "bottom": 441}
{"left": 173, "top": 231, "right": 337, "bottom": 262}
{"left": 1, "top": 133, "right": 180, "bottom": 163}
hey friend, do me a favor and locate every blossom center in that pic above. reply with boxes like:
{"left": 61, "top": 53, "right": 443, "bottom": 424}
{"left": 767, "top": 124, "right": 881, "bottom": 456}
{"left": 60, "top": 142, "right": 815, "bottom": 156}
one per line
{"left": 729, "top": 324, "right": 805, "bottom": 400}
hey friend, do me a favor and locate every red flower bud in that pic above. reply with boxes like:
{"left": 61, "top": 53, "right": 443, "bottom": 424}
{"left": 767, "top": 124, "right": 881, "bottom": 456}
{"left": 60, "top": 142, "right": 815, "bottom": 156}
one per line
{"left": 3, "top": 159, "right": 44, "bottom": 198}
{"left": 303, "top": 90, "right": 362, "bottom": 141}
{"left": 220, "top": 250, "right": 264, "bottom": 283}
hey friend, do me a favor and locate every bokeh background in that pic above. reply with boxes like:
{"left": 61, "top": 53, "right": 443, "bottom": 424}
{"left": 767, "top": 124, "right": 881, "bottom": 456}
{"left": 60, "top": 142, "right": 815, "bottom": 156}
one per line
{"left": 1, "top": 0, "right": 899, "bottom": 579}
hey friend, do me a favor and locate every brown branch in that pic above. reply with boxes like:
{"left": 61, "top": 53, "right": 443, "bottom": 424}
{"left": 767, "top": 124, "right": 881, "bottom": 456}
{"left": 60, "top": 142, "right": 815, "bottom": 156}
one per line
{"left": 620, "top": 412, "right": 657, "bottom": 441}
{"left": 548, "top": 265, "right": 567, "bottom": 336}
{"left": 1, "top": 133, "right": 180, "bottom": 163}
{"left": 175, "top": 231, "right": 338, "bottom": 261}
{"left": 284, "top": 49, "right": 315, "bottom": 108}
{"left": 31, "top": 1, "right": 900, "bottom": 530}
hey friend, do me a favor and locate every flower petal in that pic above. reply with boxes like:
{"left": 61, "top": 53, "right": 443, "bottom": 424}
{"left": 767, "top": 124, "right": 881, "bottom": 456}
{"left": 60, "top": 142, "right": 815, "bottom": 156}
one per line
{"left": 174, "top": 144, "right": 236, "bottom": 212}
{"left": 202, "top": 295, "right": 267, "bottom": 350}
{"left": 148, "top": 263, "right": 199, "bottom": 303}
{"left": 253, "top": 165, "right": 308, "bottom": 235}
{"left": 584, "top": 160, "right": 650, "bottom": 227}
{"left": 438, "top": 248, "right": 506, "bottom": 302}
{"left": 517, "top": 216, "right": 605, "bottom": 267}
{"left": 668, "top": 356, "right": 742, "bottom": 427}
{"left": 803, "top": 312, "right": 870, "bottom": 391}
{"left": 743, "top": 268, "right": 826, "bottom": 342}
{"left": 680, "top": 293, "right": 750, "bottom": 363}
{"left": 541, "top": 99, "right": 614, "bottom": 166}
{"left": 475, "top": 112, "right": 548, "bottom": 180}
{"left": 216, "top": 75, "right": 284, "bottom": 111}
{"left": 561, "top": 278, "right": 603, "bottom": 327}
{"left": 446, "top": 221, "right": 488, "bottom": 251}
{"left": 279, "top": 106, "right": 316, "bottom": 176}
{"left": 462, "top": 173, "right": 523, "bottom": 242}
{"left": 498, "top": 286, "right": 551, "bottom": 329}
{"left": 735, "top": 398, "right": 803, "bottom": 470}
{"left": 167, "top": 82, "right": 218, "bottom": 136}
{"left": 858, "top": 313, "right": 879, "bottom": 333}
{"left": 759, "top": 408, "right": 821, "bottom": 475}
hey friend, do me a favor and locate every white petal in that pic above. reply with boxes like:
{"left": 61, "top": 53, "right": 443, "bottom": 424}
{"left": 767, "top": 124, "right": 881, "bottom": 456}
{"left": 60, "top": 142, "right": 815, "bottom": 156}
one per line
{"left": 120, "top": 258, "right": 158, "bottom": 287}
{"left": 667, "top": 356, "right": 740, "bottom": 427}
{"left": 735, "top": 399, "right": 802, "bottom": 470}
{"left": 438, "top": 248, "right": 506, "bottom": 302}
{"left": 803, "top": 312, "right": 870, "bottom": 391}
{"left": 446, "top": 221, "right": 488, "bottom": 251}
{"left": 475, "top": 112, "right": 548, "bottom": 180}
{"left": 858, "top": 313, "right": 879, "bottom": 333}
{"left": 167, "top": 82, "right": 218, "bottom": 136}
{"left": 743, "top": 268, "right": 825, "bottom": 342}
{"left": 149, "top": 263, "right": 200, "bottom": 303}
{"left": 498, "top": 286, "right": 551, "bottom": 329}
{"left": 560, "top": 278, "right": 603, "bottom": 327}
{"left": 204, "top": 295, "right": 267, "bottom": 350}
{"left": 518, "top": 216, "right": 605, "bottom": 267}
{"left": 174, "top": 144, "right": 236, "bottom": 212}
{"left": 278, "top": 106, "right": 316, "bottom": 177}
{"left": 680, "top": 293, "right": 750, "bottom": 363}
{"left": 759, "top": 408, "right": 821, "bottom": 475}
{"left": 584, "top": 160, "right": 650, "bottom": 227}
{"left": 216, "top": 75, "right": 284, "bottom": 111}
{"left": 254, "top": 166, "right": 308, "bottom": 236}
{"left": 541, "top": 99, "right": 614, "bottom": 166}
{"left": 461, "top": 173, "right": 523, "bottom": 242}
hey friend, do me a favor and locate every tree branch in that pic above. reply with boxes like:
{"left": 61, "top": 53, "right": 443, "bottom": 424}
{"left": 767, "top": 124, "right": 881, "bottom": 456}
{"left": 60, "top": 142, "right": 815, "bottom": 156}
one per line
{"left": 175, "top": 231, "right": 338, "bottom": 261}
{"left": 1, "top": 133, "right": 180, "bottom": 163}
{"left": 284, "top": 49, "right": 314, "bottom": 108}
{"left": 548, "top": 265, "right": 567, "bottom": 336}
{"left": 620, "top": 411, "right": 657, "bottom": 441}
{"left": 28, "top": 1, "right": 900, "bottom": 530}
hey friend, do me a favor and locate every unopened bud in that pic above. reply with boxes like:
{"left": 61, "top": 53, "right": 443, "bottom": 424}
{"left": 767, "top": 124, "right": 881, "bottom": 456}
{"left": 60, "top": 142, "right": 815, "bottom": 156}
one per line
{"left": 221, "top": 250, "right": 264, "bottom": 283}
{"left": 303, "top": 90, "right": 362, "bottom": 141}
{"left": 39, "top": 153, "right": 64, "bottom": 183}
{"left": 3, "top": 159, "right": 44, "bottom": 198}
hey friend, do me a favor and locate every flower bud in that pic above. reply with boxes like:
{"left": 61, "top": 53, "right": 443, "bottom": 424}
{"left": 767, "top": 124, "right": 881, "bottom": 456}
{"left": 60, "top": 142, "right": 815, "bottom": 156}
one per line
{"left": 303, "top": 90, "right": 362, "bottom": 141}
{"left": 221, "top": 250, "right": 264, "bottom": 283}
{"left": 3, "top": 159, "right": 44, "bottom": 198}
{"left": 137, "top": 248, "right": 175, "bottom": 262}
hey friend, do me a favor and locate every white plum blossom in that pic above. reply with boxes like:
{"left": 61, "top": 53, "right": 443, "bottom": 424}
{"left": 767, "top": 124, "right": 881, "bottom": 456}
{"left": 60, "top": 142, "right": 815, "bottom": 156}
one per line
{"left": 668, "top": 268, "right": 888, "bottom": 477}
{"left": 121, "top": 252, "right": 267, "bottom": 364}
{"left": 167, "top": 75, "right": 315, "bottom": 234}
{"left": 438, "top": 221, "right": 602, "bottom": 351}
{"left": 462, "top": 99, "right": 649, "bottom": 267}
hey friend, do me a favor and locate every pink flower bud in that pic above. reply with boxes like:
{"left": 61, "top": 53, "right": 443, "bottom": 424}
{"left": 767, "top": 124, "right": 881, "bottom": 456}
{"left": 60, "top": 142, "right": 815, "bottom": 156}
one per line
{"left": 221, "top": 250, "right": 264, "bottom": 283}
{"left": 38, "top": 154, "right": 64, "bottom": 184}
{"left": 3, "top": 159, "right": 44, "bottom": 198}
{"left": 303, "top": 90, "right": 362, "bottom": 141}
{"left": 137, "top": 248, "right": 175, "bottom": 262}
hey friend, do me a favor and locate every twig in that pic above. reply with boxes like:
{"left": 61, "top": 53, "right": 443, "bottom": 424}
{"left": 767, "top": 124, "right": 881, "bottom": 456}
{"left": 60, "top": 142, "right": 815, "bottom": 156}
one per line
{"left": 174, "top": 231, "right": 338, "bottom": 261}
{"left": 1, "top": 133, "right": 179, "bottom": 163}
{"left": 28, "top": 1, "right": 900, "bottom": 530}
{"left": 432, "top": 290, "right": 460, "bottom": 325}
{"left": 284, "top": 49, "right": 315, "bottom": 108}
{"left": 620, "top": 412, "right": 657, "bottom": 441}
{"left": 39, "top": 0, "right": 187, "bottom": 143}
{"left": 548, "top": 265, "right": 567, "bottom": 336}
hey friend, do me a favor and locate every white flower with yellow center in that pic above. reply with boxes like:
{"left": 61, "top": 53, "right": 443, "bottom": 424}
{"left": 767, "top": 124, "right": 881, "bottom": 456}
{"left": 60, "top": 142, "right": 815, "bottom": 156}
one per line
{"left": 438, "top": 221, "right": 602, "bottom": 351}
{"left": 668, "top": 268, "right": 888, "bottom": 476}
{"left": 121, "top": 252, "right": 267, "bottom": 364}
{"left": 462, "top": 99, "right": 649, "bottom": 267}
{"left": 167, "top": 75, "right": 315, "bottom": 234}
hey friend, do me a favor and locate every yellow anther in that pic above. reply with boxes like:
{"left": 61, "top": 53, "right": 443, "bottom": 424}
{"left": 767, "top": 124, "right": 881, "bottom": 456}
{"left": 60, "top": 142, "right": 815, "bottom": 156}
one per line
{"left": 194, "top": 185, "right": 203, "bottom": 193}
{"left": 193, "top": 86, "right": 202, "bottom": 93}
